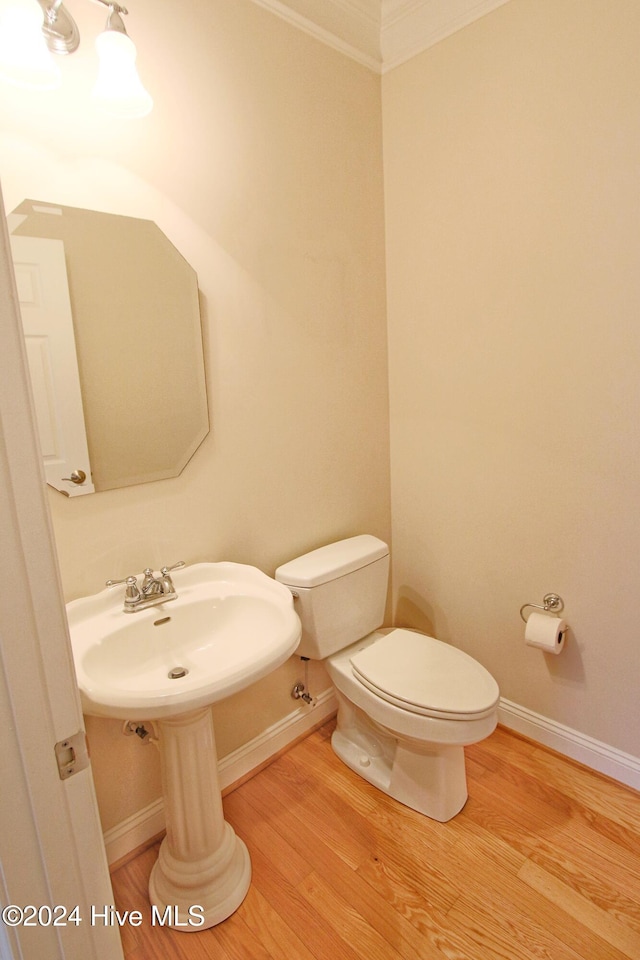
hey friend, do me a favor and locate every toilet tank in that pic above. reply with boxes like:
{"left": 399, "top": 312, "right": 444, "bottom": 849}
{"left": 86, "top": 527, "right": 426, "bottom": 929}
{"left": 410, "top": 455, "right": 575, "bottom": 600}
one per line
{"left": 275, "top": 535, "right": 389, "bottom": 659}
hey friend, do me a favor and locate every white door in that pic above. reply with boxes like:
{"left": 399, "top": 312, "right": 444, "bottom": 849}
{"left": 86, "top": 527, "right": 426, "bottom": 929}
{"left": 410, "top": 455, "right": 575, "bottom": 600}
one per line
{"left": 9, "top": 233, "right": 94, "bottom": 496}
{"left": 0, "top": 190, "right": 123, "bottom": 959}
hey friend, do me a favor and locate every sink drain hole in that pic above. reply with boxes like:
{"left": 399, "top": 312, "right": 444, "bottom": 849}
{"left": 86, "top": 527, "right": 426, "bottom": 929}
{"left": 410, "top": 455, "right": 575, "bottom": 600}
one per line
{"left": 168, "top": 666, "right": 188, "bottom": 679}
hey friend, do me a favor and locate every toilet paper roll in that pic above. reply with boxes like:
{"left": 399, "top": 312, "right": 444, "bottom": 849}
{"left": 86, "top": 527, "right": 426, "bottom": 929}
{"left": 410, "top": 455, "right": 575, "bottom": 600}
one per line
{"left": 525, "top": 612, "right": 567, "bottom": 654}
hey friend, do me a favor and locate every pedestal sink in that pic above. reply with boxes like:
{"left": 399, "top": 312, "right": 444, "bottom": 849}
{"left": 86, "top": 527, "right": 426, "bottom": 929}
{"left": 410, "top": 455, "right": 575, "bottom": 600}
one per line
{"left": 66, "top": 562, "right": 301, "bottom": 929}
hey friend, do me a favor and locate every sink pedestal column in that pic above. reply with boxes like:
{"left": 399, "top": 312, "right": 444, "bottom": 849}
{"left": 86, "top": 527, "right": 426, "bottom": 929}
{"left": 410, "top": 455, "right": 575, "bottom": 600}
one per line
{"left": 148, "top": 706, "right": 251, "bottom": 930}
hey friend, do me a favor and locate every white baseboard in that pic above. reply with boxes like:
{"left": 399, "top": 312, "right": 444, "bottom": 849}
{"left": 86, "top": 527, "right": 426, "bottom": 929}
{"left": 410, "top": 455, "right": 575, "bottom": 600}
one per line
{"left": 104, "top": 796, "right": 166, "bottom": 868}
{"left": 217, "top": 688, "right": 337, "bottom": 791}
{"left": 499, "top": 698, "right": 640, "bottom": 792}
{"left": 104, "top": 688, "right": 337, "bottom": 866}
{"left": 105, "top": 692, "right": 639, "bottom": 865}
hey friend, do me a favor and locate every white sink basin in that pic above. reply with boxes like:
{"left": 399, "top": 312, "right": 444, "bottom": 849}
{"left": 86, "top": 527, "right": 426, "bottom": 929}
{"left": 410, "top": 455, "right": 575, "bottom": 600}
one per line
{"left": 67, "top": 561, "right": 301, "bottom": 720}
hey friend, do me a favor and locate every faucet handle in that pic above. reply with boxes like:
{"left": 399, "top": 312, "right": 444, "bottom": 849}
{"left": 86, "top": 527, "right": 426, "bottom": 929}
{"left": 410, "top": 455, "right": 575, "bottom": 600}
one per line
{"left": 158, "top": 561, "right": 185, "bottom": 596}
{"left": 105, "top": 575, "right": 140, "bottom": 601}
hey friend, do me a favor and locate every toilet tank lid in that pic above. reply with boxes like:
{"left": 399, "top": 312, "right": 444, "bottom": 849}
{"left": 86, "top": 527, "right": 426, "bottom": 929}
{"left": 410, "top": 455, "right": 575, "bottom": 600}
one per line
{"left": 275, "top": 535, "right": 389, "bottom": 588}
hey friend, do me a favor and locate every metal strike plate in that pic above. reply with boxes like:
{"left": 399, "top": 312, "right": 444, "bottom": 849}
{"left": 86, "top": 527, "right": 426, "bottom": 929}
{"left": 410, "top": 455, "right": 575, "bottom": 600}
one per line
{"left": 54, "top": 731, "right": 90, "bottom": 781}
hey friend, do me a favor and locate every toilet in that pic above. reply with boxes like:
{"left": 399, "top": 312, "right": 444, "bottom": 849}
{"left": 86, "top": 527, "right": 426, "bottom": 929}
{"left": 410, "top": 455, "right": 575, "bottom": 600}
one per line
{"left": 275, "top": 535, "right": 499, "bottom": 822}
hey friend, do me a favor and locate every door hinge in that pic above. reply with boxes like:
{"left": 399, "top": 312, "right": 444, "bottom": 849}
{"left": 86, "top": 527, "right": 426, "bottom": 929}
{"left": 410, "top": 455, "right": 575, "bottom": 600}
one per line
{"left": 54, "top": 731, "right": 89, "bottom": 780}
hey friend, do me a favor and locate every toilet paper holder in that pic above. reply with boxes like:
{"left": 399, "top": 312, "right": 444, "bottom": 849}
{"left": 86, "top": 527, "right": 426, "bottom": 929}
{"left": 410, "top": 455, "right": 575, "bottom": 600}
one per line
{"left": 520, "top": 593, "right": 564, "bottom": 623}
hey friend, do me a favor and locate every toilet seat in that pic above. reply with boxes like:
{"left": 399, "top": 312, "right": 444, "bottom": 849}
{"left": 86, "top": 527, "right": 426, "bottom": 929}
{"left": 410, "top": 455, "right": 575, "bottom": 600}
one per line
{"left": 350, "top": 629, "right": 499, "bottom": 721}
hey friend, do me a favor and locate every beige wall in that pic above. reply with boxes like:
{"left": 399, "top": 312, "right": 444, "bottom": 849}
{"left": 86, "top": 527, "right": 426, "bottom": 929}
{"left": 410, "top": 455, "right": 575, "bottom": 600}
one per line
{"left": 0, "top": 0, "right": 389, "bottom": 830}
{"left": 4, "top": 0, "right": 639, "bottom": 836}
{"left": 383, "top": 0, "right": 640, "bottom": 755}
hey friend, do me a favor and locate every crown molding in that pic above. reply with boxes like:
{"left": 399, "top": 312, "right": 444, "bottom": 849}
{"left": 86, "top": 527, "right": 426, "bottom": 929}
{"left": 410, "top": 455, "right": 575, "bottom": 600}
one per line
{"left": 250, "top": 0, "right": 513, "bottom": 72}
{"left": 249, "top": 0, "right": 382, "bottom": 71}
{"left": 380, "top": 0, "right": 512, "bottom": 70}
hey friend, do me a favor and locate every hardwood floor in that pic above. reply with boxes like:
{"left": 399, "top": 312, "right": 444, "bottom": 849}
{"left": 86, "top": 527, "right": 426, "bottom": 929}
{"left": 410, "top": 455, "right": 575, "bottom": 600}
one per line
{"left": 110, "top": 720, "right": 640, "bottom": 959}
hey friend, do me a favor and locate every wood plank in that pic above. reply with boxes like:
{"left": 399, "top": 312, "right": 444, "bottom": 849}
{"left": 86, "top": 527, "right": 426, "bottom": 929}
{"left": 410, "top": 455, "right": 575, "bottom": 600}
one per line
{"left": 273, "top": 729, "right": 459, "bottom": 857}
{"left": 476, "top": 731, "right": 640, "bottom": 833}
{"left": 550, "top": 818, "right": 640, "bottom": 885}
{"left": 297, "top": 871, "right": 408, "bottom": 960}
{"left": 520, "top": 859, "right": 640, "bottom": 960}
{"left": 447, "top": 844, "right": 632, "bottom": 960}
{"left": 447, "top": 893, "right": 587, "bottom": 960}
{"left": 528, "top": 837, "right": 640, "bottom": 934}
{"left": 111, "top": 721, "right": 640, "bottom": 960}
{"left": 230, "top": 884, "right": 318, "bottom": 960}
{"left": 468, "top": 741, "right": 575, "bottom": 823}
{"left": 471, "top": 735, "right": 640, "bottom": 860}
{"left": 247, "top": 842, "right": 365, "bottom": 960}
{"left": 235, "top": 772, "right": 458, "bottom": 960}
{"left": 201, "top": 906, "right": 277, "bottom": 960}
{"left": 223, "top": 789, "right": 313, "bottom": 886}
{"left": 238, "top": 747, "right": 503, "bottom": 960}
{"left": 253, "top": 751, "right": 381, "bottom": 869}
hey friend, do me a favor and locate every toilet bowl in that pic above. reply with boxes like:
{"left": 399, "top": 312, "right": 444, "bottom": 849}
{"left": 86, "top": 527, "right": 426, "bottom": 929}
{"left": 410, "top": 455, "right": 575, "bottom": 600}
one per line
{"left": 276, "top": 535, "right": 500, "bottom": 822}
{"left": 327, "top": 628, "right": 498, "bottom": 821}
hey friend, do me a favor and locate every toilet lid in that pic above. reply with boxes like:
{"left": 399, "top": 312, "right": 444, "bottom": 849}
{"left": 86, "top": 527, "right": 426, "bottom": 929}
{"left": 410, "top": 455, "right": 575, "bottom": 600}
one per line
{"left": 350, "top": 629, "right": 499, "bottom": 720}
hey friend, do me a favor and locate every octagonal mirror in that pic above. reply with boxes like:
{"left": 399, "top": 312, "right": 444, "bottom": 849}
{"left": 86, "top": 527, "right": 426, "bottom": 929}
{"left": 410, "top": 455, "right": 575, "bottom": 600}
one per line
{"left": 9, "top": 200, "right": 209, "bottom": 495}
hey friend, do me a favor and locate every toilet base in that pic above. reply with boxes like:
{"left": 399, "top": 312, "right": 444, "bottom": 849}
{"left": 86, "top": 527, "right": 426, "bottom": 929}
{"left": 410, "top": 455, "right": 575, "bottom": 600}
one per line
{"left": 331, "top": 695, "right": 468, "bottom": 822}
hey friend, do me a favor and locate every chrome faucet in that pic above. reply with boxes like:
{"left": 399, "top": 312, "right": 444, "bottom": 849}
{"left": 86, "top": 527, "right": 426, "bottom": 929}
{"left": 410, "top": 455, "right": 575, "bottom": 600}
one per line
{"left": 106, "top": 561, "right": 185, "bottom": 613}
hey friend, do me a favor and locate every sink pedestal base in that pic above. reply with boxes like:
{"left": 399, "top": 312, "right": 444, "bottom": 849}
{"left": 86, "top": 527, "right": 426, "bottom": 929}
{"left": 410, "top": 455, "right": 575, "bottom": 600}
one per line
{"left": 148, "top": 706, "right": 251, "bottom": 930}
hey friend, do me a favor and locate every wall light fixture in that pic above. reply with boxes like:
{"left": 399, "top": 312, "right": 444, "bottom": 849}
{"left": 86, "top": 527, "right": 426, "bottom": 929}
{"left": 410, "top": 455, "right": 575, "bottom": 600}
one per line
{"left": 0, "top": 0, "right": 153, "bottom": 117}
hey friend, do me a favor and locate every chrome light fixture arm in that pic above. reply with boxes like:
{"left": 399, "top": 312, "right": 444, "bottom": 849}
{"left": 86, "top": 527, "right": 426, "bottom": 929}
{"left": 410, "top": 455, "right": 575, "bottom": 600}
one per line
{"left": 37, "top": 0, "right": 80, "bottom": 55}
{"left": 37, "top": 0, "right": 132, "bottom": 55}
{"left": 91, "top": 0, "right": 129, "bottom": 35}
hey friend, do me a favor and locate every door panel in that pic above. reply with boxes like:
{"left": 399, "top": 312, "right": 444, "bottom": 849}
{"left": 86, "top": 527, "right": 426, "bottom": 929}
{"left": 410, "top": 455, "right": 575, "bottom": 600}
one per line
{"left": 1, "top": 188, "right": 122, "bottom": 960}
{"left": 10, "top": 234, "right": 94, "bottom": 496}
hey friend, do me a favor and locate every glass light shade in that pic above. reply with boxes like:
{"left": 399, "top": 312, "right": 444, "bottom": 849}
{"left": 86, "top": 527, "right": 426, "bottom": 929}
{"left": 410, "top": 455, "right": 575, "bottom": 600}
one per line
{"left": 0, "top": 0, "right": 60, "bottom": 89}
{"left": 92, "top": 29, "right": 152, "bottom": 119}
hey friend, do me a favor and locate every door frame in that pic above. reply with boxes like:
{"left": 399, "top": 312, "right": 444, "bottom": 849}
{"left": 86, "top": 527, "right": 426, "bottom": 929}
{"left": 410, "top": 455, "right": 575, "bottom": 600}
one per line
{"left": 0, "top": 183, "right": 123, "bottom": 960}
